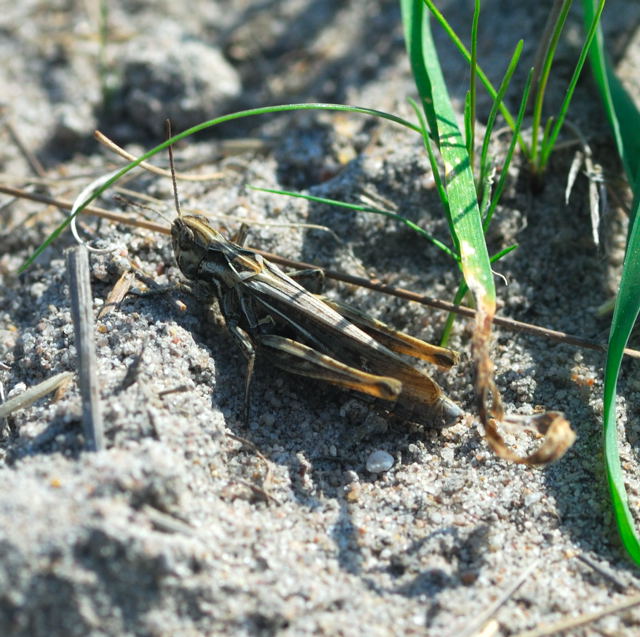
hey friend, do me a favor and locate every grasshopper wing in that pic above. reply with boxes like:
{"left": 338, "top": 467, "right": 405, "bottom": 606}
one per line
{"left": 319, "top": 297, "right": 459, "bottom": 369}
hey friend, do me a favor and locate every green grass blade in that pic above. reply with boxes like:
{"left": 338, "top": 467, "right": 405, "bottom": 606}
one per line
{"left": 478, "top": 167, "right": 493, "bottom": 223}
{"left": 538, "top": 0, "right": 607, "bottom": 171}
{"left": 541, "top": 115, "right": 554, "bottom": 152}
{"left": 467, "top": 0, "right": 480, "bottom": 171}
{"left": 404, "top": 0, "right": 439, "bottom": 140}
{"left": 20, "top": 103, "right": 422, "bottom": 272}
{"left": 603, "top": 191, "right": 640, "bottom": 564}
{"left": 402, "top": 0, "right": 494, "bottom": 307}
{"left": 583, "top": 0, "right": 640, "bottom": 189}
{"left": 464, "top": 91, "right": 473, "bottom": 172}
{"left": 530, "top": 0, "right": 572, "bottom": 167}
{"left": 440, "top": 243, "right": 518, "bottom": 346}
{"left": 582, "top": 0, "right": 640, "bottom": 562}
{"left": 421, "top": 0, "right": 527, "bottom": 154}
{"left": 408, "top": 98, "right": 450, "bottom": 217}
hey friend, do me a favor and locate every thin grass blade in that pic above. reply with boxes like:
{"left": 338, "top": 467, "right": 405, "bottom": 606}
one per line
{"left": 467, "top": 0, "right": 480, "bottom": 171}
{"left": 478, "top": 40, "right": 524, "bottom": 193}
{"left": 249, "top": 186, "right": 456, "bottom": 258}
{"left": 530, "top": 0, "right": 572, "bottom": 168}
{"left": 21, "top": 103, "right": 422, "bottom": 272}
{"left": 483, "top": 69, "right": 533, "bottom": 231}
{"left": 408, "top": 98, "right": 450, "bottom": 215}
{"left": 538, "top": 0, "right": 606, "bottom": 171}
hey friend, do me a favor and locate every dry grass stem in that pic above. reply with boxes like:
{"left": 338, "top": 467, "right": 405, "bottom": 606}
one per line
{"left": 94, "top": 131, "right": 225, "bottom": 182}
{"left": 513, "top": 592, "right": 640, "bottom": 637}
{"left": 3, "top": 185, "right": 636, "bottom": 360}
{"left": 0, "top": 371, "right": 74, "bottom": 420}
{"left": 66, "top": 245, "right": 105, "bottom": 451}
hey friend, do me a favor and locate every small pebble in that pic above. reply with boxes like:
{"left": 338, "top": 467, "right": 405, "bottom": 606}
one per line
{"left": 343, "top": 470, "right": 359, "bottom": 484}
{"left": 366, "top": 450, "right": 394, "bottom": 474}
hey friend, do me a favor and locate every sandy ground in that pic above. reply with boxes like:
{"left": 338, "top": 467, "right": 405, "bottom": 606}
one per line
{"left": 1, "top": 1, "right": 640, "bottom": 635}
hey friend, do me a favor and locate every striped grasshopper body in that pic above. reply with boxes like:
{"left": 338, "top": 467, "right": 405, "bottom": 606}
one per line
{"left": 171, "top": 214, "right": 463, "bottom": 426}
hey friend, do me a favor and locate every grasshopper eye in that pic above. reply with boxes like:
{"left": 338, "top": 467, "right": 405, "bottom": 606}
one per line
{"left": 181, "top": 225, "right": 195, "bottom": 243}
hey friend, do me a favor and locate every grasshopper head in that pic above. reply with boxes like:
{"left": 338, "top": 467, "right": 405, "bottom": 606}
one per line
{"left": 171, "top": 214, "right": 226, "bottom": 279}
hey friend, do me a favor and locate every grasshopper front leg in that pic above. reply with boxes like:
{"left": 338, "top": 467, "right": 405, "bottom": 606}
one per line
{"left": 219, "top": 286, "right": 258, "bottom": 423}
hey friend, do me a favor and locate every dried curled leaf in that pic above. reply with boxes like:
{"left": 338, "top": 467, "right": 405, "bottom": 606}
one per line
{"left": 484, "top": 412, "right": 577, "bottom": 465}
{"left": 472, "top": 306, "right": 576, "bottom": 465}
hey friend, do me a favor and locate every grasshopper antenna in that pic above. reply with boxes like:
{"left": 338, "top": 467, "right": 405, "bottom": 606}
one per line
{"left": 165, "top": 119, "right": 182, "bottom": 220}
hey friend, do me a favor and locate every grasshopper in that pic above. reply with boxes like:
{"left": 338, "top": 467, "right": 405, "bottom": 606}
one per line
{"left": 165, "top": 139, "right": 461, "bottom": 426}
{"left": 170, "top": 208, "right": 463, "bottom": 428}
